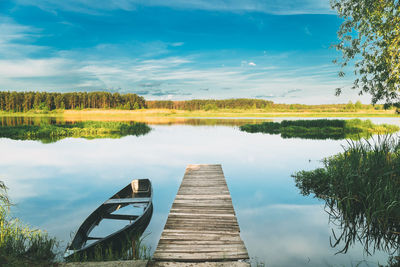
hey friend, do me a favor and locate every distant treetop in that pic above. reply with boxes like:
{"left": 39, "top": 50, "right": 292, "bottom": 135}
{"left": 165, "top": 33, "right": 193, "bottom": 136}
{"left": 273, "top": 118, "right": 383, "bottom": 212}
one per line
{"left": 0, "top": 91, "right": 146, "bottom": 112}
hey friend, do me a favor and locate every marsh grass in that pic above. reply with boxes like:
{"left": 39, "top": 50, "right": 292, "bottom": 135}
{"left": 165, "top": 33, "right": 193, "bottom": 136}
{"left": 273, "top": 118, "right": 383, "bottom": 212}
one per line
{"left": 67, "top": 232, "right": 151, "bottom": 262}
{"left": 3, "top": 107, "right": 400, "bottom": 120}
{"left": 240, "top": 119, "right": 399, "bottom": 140}
{"left": 0, "top": 120, "right": 151, "bottom": 143}
{"left": 292, "top": 136, "right": 400, "bottom": 258}
{"left": 0, "top": 181, "right": 58, "bottom": 266}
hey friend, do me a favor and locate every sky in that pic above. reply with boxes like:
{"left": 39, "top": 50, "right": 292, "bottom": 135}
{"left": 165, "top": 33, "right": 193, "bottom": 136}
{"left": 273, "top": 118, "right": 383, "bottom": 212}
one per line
{"left": 0, "top": 0, "right": 370, "bottom": 104}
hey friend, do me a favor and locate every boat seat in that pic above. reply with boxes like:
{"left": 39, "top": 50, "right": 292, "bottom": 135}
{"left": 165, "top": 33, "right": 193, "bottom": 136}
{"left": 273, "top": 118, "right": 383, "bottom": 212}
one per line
{"left": 87, "top": 237, "right": 102, "bottom": 240}
{"left": 102, "top": 214, "right": 139, "bottom": 220}
{"left": 104, "top": 197, "right": 151, "bottom": 205}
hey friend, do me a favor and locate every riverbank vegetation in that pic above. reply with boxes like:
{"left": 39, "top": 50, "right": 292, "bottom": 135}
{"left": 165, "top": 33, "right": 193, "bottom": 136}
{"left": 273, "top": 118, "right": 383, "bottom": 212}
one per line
{"left": 66, "top": 233, "right": 151, "bottom": 262}
{"left": 0, "top": 121, "right": 151, "bottom": 143}
{"left": 146, "top": 99, "right": 393, "bottom": 113}
{"left": 0, "top": 181, "right": 58, "bottom": 266}
{"left": 239, "top": 119, "right": 399, "bottom": 140}
{"left": 1, "top": 108, "right": 398, "bottom": 121}
{"left": 292, "top": 137, "right": 400, "bottom": 265}
{"left": 1, "top": 91, "right": 399, "bottom": 117}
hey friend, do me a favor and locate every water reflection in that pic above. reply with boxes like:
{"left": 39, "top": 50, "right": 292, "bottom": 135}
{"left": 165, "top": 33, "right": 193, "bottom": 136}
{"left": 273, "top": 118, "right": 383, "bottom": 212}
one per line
{"left": 0, "top": 116, "right": 65, "bottom": 126}
{"left": 0, "top": 117, "right": 398, "bottom": 266}
{"left": 0, "top": 116, "right": 272, "bottom": 144}
{"left": 66, "top": 179, "right": 153, "bottom": 261}
{"left": 0, "top": 118, "right": 151, "bottom": 143}
{"left": 293, "top": 137, "right": 400, "bottom": 265}
{"left": 240, "top": 119, "right": 399, "bottom": 140}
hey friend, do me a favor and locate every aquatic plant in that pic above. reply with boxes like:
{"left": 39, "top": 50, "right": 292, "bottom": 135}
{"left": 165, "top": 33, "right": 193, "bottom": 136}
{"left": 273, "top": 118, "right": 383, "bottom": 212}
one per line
{"left": 0, "top": 120, "right": 151, "bottom": 143}
{"left": 240, "top": 119, "right": 399, "bottom": 140}
{"left": 67, "top": 232, "right": 151, "bottom": 262}
{"left": 292, "top": 136, "right": 400, "bottom": 256}
{"left": 0, "top": 181, "right": 58, "bottom": 266}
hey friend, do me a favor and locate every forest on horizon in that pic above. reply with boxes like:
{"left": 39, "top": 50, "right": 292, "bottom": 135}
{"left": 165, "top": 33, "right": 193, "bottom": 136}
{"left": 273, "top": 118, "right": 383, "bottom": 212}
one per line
{"left": 0, "top": 91, "right": 391, "bottom": 113}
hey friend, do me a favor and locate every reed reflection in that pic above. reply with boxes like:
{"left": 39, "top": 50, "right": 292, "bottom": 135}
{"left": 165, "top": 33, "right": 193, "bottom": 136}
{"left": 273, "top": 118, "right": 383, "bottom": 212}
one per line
{"left": 293, "top": 136, "right": 400, "bottom": 265}
{"left": 240, "top": 119, "right": 399, "bottom": 140}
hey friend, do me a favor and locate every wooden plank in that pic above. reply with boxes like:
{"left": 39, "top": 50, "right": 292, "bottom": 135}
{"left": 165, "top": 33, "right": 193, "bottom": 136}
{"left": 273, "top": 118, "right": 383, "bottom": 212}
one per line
{"left": 153, "top": 164, "right": 249, "bottom": 263}
{"left": 157, "top": 240, "right": 245, "bottom": 245}
{"left": 104, "top": 197, "right": 151, "bottom": 205}
{"left": 154, "top": 246, "right": 248, "bottom": 253}
{"left": 165, "top": 218, "right": 238, "bottom": 224}
{"left": 153, "top": 252, "right": 249, "bottom": 261}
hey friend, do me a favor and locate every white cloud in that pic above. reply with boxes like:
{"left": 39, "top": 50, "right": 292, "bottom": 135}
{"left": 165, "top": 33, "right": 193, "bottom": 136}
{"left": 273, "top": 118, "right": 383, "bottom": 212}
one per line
{"left": 16, "top": 0, "right": 334, "bottom": 15}
{"left": 0, "top": 17, "right": 363, "bottom": 103}
{"left": 170, "top": 42, "right": 184, "bottom": 47}
{"left": 0, "top": 58, "right": 71, "bottom": 78}
{"left": 0, "top": 17, "right": 47, "bottom": 59}
{"left": 16, "top": 0, "right": 136, "bottom": 15}
{"left": 0, "top": 17, "right": 38, "bottom": 43}
{"left": 0, "top": 51, "right": 364, "bottom": 103}
{"left": 304, "top": 26, "right": 312, "bottom": 36}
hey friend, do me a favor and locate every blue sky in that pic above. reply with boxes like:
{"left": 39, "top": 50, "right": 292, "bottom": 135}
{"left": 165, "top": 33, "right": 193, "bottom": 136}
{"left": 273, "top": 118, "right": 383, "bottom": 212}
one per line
{"left": 0, "top": 0, "right": 368, "bottom": 103}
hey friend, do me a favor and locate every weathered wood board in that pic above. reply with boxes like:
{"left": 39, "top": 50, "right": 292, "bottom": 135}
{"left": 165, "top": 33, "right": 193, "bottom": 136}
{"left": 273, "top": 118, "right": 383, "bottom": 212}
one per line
{"left": 153, "top": 164, "right": 249, "bottom": 263}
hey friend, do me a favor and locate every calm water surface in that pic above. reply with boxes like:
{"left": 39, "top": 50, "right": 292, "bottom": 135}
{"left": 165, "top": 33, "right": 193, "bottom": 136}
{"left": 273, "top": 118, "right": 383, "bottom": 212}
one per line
{"left": 1, "top": 117, "right": 399, "bottom": 266}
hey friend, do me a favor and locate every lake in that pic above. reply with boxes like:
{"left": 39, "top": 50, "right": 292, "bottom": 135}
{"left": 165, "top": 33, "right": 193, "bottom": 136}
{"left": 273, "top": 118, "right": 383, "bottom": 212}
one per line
{"left": 1, "top": 116, "right": 399, "bottom": 266}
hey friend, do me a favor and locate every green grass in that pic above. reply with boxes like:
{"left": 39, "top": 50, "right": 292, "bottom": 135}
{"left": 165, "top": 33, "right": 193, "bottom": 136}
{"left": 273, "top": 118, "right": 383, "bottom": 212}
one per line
{"left": 139, "top": 109, "right": 400, "bottom": 118}
{"left": 292, "top": 136, "right": 400, "bottom": 258}
{"left": 0, "top": 181, "right": 58, "bottom": 267}
{"left": 67, "top": 233, "right": 151, "bottom": 262}
{"left": 1, "top": 107, "right": 400, "bottom": 119}
{"left": 0, "top": 121, "right": 151, "bottom": 143}
{"left": 0, "top": 110, "right": 63, "bottom": 117}
{"left": 240, "top": 119, "right": 400, "bottom": 140}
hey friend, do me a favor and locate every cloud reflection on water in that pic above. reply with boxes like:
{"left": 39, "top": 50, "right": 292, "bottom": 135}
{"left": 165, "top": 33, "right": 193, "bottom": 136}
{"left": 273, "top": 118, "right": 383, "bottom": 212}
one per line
{"left": 0, "top": 121, "right": 395, "bottom": 266}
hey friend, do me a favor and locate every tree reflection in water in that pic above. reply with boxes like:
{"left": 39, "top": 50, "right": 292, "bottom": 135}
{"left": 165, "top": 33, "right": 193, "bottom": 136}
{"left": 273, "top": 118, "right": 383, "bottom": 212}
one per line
{"left": 0, "top": 118, "right": 151, "bottom": 143}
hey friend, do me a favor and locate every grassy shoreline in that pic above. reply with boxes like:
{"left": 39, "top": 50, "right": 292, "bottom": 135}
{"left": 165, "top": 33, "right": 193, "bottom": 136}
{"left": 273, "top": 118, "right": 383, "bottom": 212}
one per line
{"left": 240, "top": 119, "right": 400, "bottom": 140}
{"left": 0, "top": 181, "right": 58, "bottom": 266}
{"left": 0, "top": 108, "right": 399, "bottom": 119}
{"left": 0, "top": 121, "right": 151, "bottom": 143}
{"left": 293, "top": 137, "right": 400, "bottom": 258}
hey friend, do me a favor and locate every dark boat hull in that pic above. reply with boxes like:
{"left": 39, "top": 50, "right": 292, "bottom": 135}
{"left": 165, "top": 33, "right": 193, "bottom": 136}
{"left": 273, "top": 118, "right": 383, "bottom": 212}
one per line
{"left": 65, "top": 179, "right": 153, "bottom": 260}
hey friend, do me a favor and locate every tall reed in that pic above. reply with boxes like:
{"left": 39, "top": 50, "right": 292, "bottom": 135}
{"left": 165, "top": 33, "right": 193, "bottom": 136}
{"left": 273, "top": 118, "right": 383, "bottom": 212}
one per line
{"left": 0, "top": 181, "right": 58, "bottom": 266}
{"left": 293, "top": 136, "right": 400, "bottom": 257}
{"left": 67, "top": 232, "right": 151, "bottom": 262}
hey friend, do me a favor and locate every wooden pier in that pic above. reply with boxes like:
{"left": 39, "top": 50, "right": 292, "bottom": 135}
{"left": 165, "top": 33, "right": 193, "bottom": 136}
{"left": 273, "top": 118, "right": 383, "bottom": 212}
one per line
{"left": 153, "top": 164, "right": 249, "bottom": 264}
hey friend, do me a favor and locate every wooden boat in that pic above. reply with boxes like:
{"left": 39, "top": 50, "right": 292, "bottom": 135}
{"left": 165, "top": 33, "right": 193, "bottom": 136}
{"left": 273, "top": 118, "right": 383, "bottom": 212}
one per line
{"left": 64, "top": 179, "right": 153, "bottom": 260}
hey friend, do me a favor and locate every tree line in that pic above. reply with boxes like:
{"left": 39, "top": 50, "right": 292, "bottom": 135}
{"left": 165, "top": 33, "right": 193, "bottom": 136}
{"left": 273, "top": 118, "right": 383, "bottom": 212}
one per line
{"left": 0, "top": 93, "right": 275, "bottom": 112}
{"left": 146, "top": 99, "right": 274, "bottom": 110}
{"left": 0, "top": 91, "right": 388, "bottom": 112}
{"left": 0, "top": 91, "right": 146, "bottom": 112}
